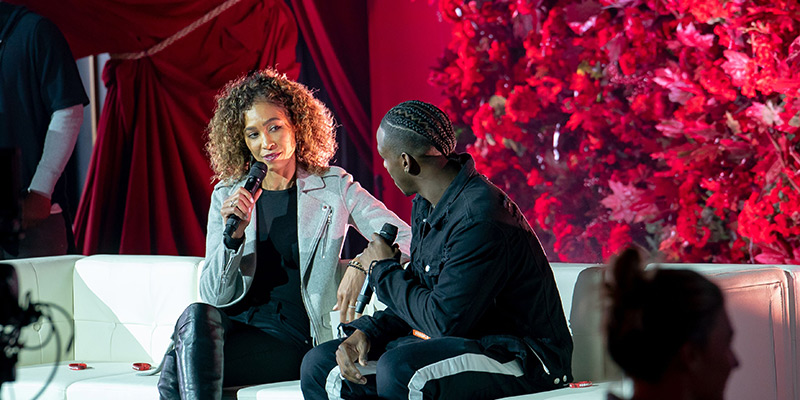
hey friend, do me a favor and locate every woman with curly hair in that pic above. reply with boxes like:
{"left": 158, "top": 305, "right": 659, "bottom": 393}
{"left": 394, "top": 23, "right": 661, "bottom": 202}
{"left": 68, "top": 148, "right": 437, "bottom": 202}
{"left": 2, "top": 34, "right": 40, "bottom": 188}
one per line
{"left": 157, "top": 68, "right": 411, "bottom": 400}
{"left": 605, "top": 248, "right": 739, "bottom": 400}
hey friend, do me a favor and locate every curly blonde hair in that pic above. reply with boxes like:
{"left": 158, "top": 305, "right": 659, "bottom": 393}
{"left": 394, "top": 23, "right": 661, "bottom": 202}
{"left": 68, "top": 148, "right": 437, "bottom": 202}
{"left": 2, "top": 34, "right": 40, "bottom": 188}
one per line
{"left": 206, "top": 68, "right": 337, "bottom": 182}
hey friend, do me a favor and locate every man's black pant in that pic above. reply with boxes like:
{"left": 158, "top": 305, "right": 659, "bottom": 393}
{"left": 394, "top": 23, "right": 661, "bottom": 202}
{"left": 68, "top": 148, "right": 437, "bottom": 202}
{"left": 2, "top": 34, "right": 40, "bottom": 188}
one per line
{"left": 301, "top": 335, "right": 550, "bottom": 400}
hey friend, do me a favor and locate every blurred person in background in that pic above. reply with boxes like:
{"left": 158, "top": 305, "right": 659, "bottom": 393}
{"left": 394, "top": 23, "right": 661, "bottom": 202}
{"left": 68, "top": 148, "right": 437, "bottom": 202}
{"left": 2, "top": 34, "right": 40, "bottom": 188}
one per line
{"left": 0, "top": 2, "right": 89, "bottom": 259}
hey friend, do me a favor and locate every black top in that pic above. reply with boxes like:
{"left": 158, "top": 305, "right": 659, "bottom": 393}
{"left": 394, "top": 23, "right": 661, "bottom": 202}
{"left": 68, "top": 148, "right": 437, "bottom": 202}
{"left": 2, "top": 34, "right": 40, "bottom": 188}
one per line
{"left": 0, "top": 4, "right": 89, "bottom": 201}
{"left": 346, "top": 154, "right": 573, "bottom": 385}
{"left": 227, "top": 186, "right": 310, "bottom": 342}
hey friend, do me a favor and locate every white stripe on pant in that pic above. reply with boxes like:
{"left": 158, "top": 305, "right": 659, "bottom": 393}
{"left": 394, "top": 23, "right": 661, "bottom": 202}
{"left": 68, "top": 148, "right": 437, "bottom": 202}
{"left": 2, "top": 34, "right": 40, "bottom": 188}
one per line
{"left": 407, "top": 354, "right": 524, "bottom": 400}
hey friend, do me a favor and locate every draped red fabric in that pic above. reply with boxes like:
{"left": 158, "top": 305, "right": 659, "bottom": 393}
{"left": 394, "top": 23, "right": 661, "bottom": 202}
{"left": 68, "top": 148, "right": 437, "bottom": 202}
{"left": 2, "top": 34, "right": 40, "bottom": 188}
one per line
{"left": 14, "top": 0, "right": 300, "bottom": 255}
{"left": 289, "top": 0, "right": 372, "bottom": 159}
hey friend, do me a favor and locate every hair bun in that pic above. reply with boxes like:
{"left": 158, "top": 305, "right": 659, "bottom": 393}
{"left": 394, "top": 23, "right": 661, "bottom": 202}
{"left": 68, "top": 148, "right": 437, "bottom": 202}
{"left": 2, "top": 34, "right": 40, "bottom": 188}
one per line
{"left": 609, "top": 247, "right": 648, "bottom": 302}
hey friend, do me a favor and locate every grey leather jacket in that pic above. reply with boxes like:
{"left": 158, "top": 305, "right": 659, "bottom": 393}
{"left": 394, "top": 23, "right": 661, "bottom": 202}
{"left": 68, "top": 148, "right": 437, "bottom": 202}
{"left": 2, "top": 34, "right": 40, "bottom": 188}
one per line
{"left": 200, "top": 166, "right": 411, "bottom": 344}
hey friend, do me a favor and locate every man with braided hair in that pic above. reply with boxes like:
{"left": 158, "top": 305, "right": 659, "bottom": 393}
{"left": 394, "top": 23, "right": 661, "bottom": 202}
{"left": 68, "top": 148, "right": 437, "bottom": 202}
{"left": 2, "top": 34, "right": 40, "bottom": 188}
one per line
{"left": 301, "top": 100, "right": 573, "bottom": 399}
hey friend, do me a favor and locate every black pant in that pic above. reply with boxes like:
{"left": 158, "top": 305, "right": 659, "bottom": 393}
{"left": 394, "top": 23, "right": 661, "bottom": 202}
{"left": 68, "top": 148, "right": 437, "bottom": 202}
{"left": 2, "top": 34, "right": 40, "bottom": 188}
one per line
{"left": 162, "top": 302, "right": 312, "bottom": 390}
{"left": 301, "top": 335, "right": 545, "bottom": 400}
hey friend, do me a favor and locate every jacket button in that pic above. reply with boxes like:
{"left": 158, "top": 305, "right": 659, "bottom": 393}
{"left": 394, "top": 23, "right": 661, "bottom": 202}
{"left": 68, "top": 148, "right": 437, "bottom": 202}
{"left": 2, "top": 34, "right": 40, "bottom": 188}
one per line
{"left": 554, "top": 378, "right": 560, "bottom": 384}
{"left": 425, "top": 265, "right": 430, "bottom": 272}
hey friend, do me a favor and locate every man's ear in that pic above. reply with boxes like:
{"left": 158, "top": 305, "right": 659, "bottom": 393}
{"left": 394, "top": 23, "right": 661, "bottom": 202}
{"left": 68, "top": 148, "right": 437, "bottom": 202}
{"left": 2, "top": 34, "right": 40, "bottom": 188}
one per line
{"left": 401, "top": 152, "right": 421, "bottom": 176}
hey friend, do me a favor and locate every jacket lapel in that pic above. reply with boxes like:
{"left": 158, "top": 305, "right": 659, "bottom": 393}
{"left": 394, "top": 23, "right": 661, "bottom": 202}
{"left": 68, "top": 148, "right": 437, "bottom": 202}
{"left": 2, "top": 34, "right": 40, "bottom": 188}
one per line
{"left": 296, "top": 168, "right": 330, "bottom": 282}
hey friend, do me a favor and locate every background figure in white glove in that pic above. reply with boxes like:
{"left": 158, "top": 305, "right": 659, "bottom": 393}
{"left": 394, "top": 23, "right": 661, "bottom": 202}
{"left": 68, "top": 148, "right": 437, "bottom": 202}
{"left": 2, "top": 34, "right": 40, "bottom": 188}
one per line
{"left": 0, "top": 2, "right": 89, "bottom": 259}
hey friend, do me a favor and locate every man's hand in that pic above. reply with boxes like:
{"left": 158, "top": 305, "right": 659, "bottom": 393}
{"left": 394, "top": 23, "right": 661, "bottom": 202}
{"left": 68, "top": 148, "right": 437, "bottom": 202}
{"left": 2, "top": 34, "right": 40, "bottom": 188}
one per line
{"left": 334, "top": 258, "right": 366, "bottom": 323}
{"left": 335, "top": 329, "right": 371, "bottom": 385}
{"left": 22, "top": 190, "right": 51, "bottom": 230}
{"left": 360, "top": 233, "right": 400, "bottom": 271}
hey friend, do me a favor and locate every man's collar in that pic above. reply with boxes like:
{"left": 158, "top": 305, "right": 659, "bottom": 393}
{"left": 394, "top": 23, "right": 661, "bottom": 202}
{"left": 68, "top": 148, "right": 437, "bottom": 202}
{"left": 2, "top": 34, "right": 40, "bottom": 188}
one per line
{"left": 421, "top": 153, "right": 477, "bottom": 228}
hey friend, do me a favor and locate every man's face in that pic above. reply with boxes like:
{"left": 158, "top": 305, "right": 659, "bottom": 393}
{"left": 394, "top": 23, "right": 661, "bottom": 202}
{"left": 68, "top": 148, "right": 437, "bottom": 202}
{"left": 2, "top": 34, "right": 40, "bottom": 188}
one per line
{"left": 376, "top": 127, "right": 414, "bottom": 196}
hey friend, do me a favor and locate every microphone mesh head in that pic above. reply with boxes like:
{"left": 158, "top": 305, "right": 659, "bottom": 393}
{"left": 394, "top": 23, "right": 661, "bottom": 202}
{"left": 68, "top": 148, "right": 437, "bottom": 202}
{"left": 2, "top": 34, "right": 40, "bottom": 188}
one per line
{"left": 379, "top": 223, "right": 398, "bottom": 243}
{"left": 249, "top": 161, "right": 268, "bottom": 180}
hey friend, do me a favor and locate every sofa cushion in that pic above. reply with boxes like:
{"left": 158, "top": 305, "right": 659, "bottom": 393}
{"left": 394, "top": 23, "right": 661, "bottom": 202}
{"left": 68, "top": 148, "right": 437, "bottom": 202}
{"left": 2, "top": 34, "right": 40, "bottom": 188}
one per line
{"left": 237, "top": 380, "right": 302, "bottom": 400}
{"left": 65, "top": 369, "right": 160, "bottom": 400}
{"left": 779, "top": 264, "right": 800, "bottom": 400}
{"left": 709, "top": 267, "right": 793, "bottom": 400}
{"left": 500, "top": 381, "right": 626, "bottom": 399}
{"left": 1, "top": 361, "right": 136, "bottom": 400}
{"left": 64, "top": 367, "right": 240, "bottom": 400}
{"left": 550, "top": 264, "right": 621, "bottom": 383}
{"left": 72, "top": 255, "right": 203, "bottom": 363}
{"left": 237, "top": 380, "right": 624, "bottom": 399}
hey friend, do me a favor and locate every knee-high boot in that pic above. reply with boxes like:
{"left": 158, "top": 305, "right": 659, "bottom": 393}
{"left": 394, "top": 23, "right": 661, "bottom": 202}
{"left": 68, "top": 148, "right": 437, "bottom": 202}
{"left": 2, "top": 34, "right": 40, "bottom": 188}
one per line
{"left": 157, "top": 348, "right": 181, "bottom": 400}
{"left": 173, "top": 303, "right": 227, "bottom": 400}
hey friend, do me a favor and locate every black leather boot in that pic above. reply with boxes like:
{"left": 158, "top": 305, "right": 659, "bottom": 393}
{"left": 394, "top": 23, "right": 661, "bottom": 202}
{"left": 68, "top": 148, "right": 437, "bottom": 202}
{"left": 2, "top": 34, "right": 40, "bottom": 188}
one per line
{"left": 157, "top": 348, "right": 180, "bottom": 400}
{"left": 173, "top": 303, "right": 227, "bottom": 400}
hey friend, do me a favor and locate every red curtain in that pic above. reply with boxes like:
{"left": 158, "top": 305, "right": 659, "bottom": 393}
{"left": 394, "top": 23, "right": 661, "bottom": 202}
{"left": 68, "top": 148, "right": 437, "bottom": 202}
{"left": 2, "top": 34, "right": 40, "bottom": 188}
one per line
{"left": 290, "top": 0, "right": 372, "bottom": 160}
{"left": 14, "top": 0, "right": 300, "bottom": 255}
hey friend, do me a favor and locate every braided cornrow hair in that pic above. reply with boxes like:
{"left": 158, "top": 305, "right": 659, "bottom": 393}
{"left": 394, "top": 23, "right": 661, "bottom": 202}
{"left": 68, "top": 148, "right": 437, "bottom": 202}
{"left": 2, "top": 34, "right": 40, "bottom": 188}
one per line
{"left": 381, "top": 100, "right": 456, "bottom": 156}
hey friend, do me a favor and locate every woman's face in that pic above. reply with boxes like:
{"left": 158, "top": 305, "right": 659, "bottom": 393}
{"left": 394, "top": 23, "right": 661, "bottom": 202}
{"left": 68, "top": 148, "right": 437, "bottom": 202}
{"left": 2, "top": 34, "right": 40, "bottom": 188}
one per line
{"left": 691, "top": 310, "right": 739, "bottom": 400}
{"left": 243, "top": 101, "right": 297, "bottom": 171}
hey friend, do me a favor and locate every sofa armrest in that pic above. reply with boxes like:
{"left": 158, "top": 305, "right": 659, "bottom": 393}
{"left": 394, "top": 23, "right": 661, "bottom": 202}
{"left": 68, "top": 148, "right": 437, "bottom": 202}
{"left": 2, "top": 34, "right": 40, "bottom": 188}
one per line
{"left": 4, "top": 255, "right": 83, "bottom": 366}
{"left": 72, "top": 255, "right": 204, "bottom": 363}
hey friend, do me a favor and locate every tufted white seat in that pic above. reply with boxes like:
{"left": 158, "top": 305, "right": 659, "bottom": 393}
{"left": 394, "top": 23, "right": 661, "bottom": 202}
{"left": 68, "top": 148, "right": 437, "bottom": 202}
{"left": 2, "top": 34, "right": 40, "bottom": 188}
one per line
{"left": 3, "top": 255, "right": 204, "bottom": 400}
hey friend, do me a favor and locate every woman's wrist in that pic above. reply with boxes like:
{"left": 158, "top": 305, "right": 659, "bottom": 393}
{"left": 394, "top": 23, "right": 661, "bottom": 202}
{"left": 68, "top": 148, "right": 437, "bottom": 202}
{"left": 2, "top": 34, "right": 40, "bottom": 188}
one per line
{"left": 223, "top": 233, "right": 244, "bottom": 250}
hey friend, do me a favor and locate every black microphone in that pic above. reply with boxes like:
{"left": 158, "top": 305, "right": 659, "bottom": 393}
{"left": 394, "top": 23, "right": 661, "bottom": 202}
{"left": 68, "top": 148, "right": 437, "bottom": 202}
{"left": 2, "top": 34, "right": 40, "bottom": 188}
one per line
{"left": 354, "top": 223, "right": 398, "bottom": 314}
{"left": 223, "top": 161, "right": 268, "bottom": 240}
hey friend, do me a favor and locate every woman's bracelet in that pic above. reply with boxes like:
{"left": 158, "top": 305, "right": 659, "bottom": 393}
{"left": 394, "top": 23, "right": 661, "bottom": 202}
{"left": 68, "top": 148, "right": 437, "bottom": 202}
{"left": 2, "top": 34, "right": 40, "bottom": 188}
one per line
{"left": 347, "top": 260, "right": 366, "bottom": 275}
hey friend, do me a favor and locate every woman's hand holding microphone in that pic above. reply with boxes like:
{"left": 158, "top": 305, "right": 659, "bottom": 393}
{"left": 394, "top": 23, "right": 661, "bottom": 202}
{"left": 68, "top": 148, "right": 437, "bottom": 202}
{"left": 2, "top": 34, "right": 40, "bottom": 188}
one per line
{"left": 221, "top": 188, "right": 262, "bottom": 239}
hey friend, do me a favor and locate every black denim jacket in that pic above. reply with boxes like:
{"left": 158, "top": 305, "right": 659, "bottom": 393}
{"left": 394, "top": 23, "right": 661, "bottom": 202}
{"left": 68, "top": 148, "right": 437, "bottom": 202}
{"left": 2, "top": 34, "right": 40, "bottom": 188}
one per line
{"left": 346, "top": 154, "right": 573, "bottom": 385}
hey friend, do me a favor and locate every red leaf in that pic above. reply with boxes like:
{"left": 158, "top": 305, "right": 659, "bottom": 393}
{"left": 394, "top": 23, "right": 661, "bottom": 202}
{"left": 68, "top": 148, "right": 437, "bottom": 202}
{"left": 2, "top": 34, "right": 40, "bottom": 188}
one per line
{"left": 745, "top": 102, "right": 784, "bottom": 127}
{"left": 653, "top": 63, "right": 699, "bottom": 104}
{"left": 786, "top": 34, "right": 800, "bottom": 65}
{"left": 676, "top": 23, "right": 715, "bottom": 51}
{"left": 766, "top": 158, "right": 783, "bottom": 184}
{"left": 603, "top": 33, "right": 626, "bottom": 61}
{"left": 683, "top": 121, "right": 718, "bottom": 142}
{"left": 564, "top": 0, "right": 603, "bottom": 25}
{"left": 655, "top": 119, "right": 685, "bottom": 138}
{"left": 601, "top": 181, "right": 658, "bottom": 223}
{"left": 755, "top": 248, "right": 790, "bottom": 264}
{"left": 720, "top": 50, "right": 751, "bottom": 87}
{"left": 568, "top": 15, "right": 598, "bottom": 35}
{"left": 600, "top": 0, "right": 643, "bottom": 7}
{"left": 619, "top": 52, "right": 636, "bottom": 75}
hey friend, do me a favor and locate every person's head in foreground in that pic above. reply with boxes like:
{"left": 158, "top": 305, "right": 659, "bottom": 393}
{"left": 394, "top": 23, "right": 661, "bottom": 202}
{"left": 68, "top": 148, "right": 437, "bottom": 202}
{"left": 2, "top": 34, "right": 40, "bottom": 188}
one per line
{"left": 606, "top": 248, "right": 739, "bottom": 400}
{"left": 206, "top": 67, "right": 337, "bottom": 183}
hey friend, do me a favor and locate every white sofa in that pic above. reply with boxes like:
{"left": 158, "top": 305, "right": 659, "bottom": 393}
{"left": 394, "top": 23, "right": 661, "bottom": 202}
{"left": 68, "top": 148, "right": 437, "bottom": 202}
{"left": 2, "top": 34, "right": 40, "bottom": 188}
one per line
{"left": 2, "top": 255, "right": 798, "bottom": 399}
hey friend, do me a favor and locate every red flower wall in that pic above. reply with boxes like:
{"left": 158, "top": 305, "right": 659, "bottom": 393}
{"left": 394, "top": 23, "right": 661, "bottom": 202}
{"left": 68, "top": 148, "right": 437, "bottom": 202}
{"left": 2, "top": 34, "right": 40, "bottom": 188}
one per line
{"left": 430, "top": 0, "right": 800, "bottom": 263}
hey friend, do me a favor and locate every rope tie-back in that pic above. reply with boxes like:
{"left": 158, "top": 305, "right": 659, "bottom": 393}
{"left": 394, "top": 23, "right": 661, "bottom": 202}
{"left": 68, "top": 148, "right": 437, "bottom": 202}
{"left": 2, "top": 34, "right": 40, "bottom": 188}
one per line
{"left": 110, "top": 0, "right": 244, "bottom": 60}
